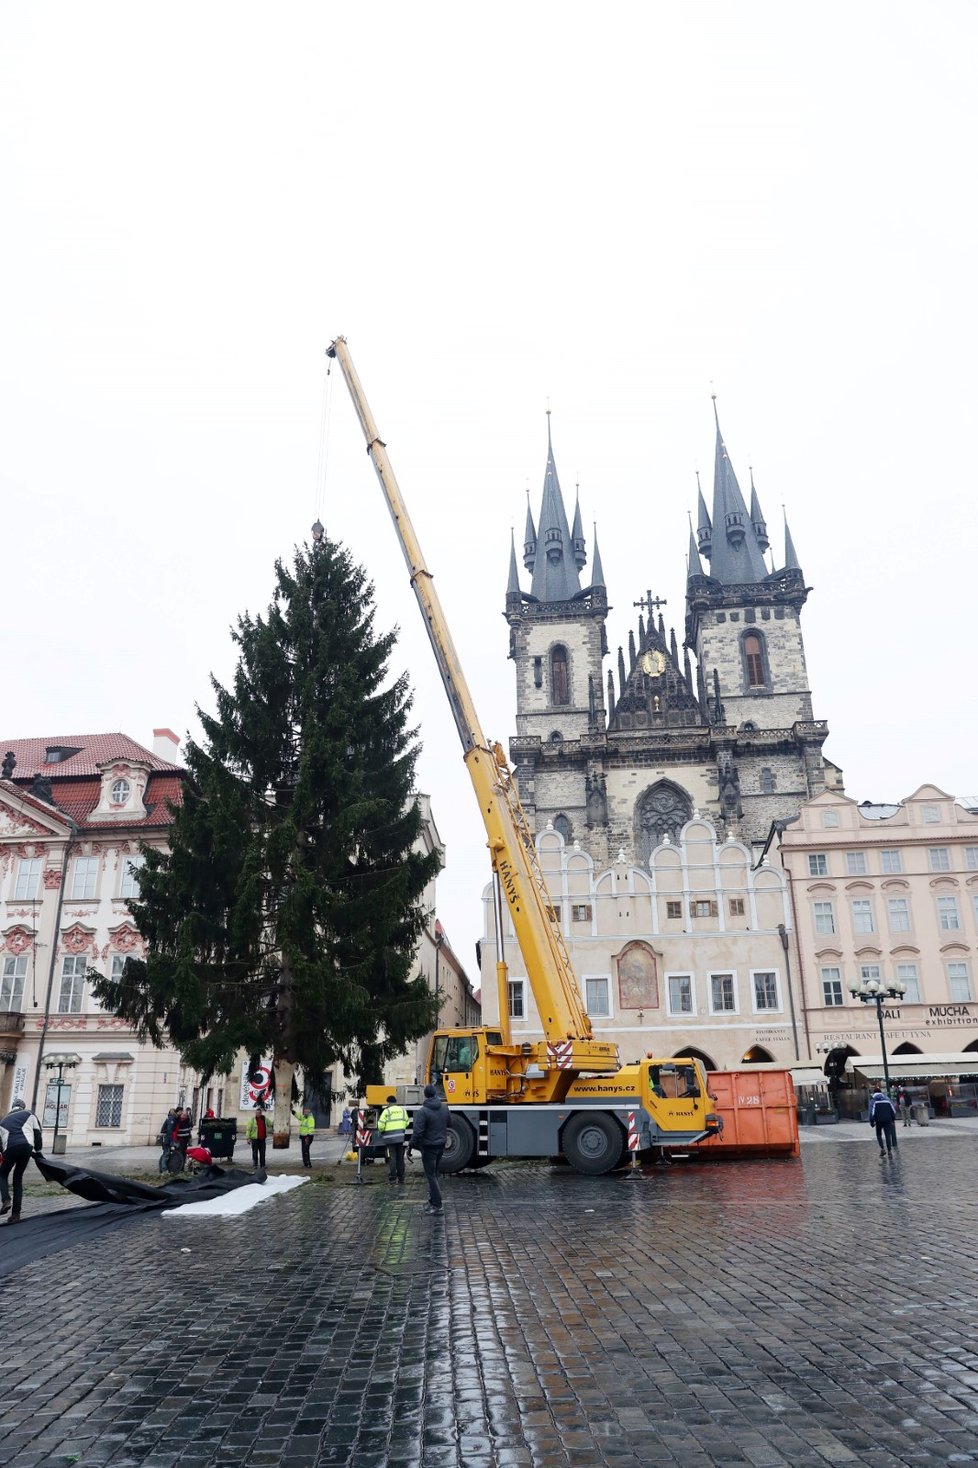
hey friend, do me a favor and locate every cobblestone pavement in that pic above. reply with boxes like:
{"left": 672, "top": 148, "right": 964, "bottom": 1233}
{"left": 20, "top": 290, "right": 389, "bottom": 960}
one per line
{"left": 3, "top": 1130, "right": 978, "bottom": 1467}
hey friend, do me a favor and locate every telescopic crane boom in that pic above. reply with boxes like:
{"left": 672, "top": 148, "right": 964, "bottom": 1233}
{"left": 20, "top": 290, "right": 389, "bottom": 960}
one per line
{"left": 327, "top": 337, "right": 618, "bottom": 1083}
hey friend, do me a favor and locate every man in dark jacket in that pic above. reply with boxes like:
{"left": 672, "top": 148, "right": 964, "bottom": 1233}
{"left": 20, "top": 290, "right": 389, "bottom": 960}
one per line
{"left": 869, "top": 1088, "right": 898, "bottom": 1156}
{"left": 407, "top": 1084, "right": 448, "bottom": 1214}
{"left": 0, "top": 1098, "right": 43, "bottom": 1224}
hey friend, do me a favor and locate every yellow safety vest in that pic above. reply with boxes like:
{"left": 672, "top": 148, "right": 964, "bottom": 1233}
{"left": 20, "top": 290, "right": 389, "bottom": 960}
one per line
{"left": 378, "top": 1105, "right": 409, "bottom": 1135}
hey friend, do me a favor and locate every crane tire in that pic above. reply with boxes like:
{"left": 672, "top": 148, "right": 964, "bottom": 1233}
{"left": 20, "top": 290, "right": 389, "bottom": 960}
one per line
{"left": 562, "top": 1112, "right": 624, "bottom": 1176}
{"left": 439, "top": 1115, "right": 475, "bottom": 1173}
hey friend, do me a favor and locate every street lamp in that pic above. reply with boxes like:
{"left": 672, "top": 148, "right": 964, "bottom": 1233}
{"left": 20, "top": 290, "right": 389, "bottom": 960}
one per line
{"left": 848, "top": 976, "right": 906, "bottom": 1098}
{"left": 43, "top": 1052, "right": 81, "bottom": 1155}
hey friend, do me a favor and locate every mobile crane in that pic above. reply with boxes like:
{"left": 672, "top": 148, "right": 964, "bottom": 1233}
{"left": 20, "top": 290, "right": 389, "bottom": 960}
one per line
{"left": 328, "top": 338, "right": 720, "bottom": 1174}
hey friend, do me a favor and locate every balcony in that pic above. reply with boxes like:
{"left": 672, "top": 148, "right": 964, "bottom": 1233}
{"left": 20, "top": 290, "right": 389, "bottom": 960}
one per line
{"left": 0, "top": 1011, "right": 26, "bottom": 1042}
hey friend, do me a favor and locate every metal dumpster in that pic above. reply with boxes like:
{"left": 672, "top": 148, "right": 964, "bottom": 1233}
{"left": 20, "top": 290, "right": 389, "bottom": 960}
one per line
{"left": 199, "top": 1117, "right": 237, "bottom": 1158}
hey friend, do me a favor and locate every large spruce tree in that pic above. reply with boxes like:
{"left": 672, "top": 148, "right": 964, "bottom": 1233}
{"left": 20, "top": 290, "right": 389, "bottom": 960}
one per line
{"left": 91, "top": 535, "right": 442, "bottom": 1092}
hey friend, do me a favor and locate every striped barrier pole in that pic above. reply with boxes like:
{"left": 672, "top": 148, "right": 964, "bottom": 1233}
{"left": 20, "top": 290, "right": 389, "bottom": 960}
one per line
{"left": 626, "top": 1111, "right": 641, "bottom": 1178}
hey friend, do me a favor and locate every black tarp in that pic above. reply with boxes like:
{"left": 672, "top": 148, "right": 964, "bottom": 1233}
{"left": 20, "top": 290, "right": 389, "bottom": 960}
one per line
{"left": 0, "top": 1158, "right": 265, "bottom": 1281}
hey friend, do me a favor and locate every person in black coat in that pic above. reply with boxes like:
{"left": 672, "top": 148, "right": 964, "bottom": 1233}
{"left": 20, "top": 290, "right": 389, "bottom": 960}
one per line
{"left": 407, "top": 1085, "right": 448, "bottom": 1214}
{"left": 0, "top": 1098, "right": 43, "bottom": 1224}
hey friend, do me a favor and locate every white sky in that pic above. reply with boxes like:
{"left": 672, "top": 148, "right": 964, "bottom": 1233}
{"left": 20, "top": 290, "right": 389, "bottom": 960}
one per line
{"left": 3, "top": 3, "right": 976, "bottom": 981}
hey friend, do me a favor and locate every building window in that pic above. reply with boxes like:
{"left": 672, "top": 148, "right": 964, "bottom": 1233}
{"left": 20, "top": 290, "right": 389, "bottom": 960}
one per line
{"left": 743, "top": 632, "right": 766, "bottom": 687}
{"left": 508, "top": 980, "right": 525, "bottom": 1019}
{"left": 929, "top": 848, "right": 951, "bottom": 872}
{"left": 965, "top": 846, "right": 978, "bottom": 870}
{"left": 808, "top": 854, "right": 828, "bottom": 877}
{"left": 851, "top": 900, "right": 875, "bottom": 934}
{"left": 667, "top": 974, "right": 694, "bottom": 1015}
{"left": 585, "top": 976, "right": 610, "bottom": 1016}
{"left": 95, "top": 1084, "right": 124, "bottom": 1128}
{"left": 937, "top": 896, "right": 961, "bottom": 931}
{"left": 553, "top": 814, "right": 572, "bottom": 844}
{"left": 729, "top": 898, "right": 745, "bottom": 917}
{"left": 71, "top": 856, "right": 99, "bottom": 900}
{"left": 947, "top": 962, "right": 972, "bottom": 1002}
{"left": 14, "top": 857, "right": 42, "bottom": 901}
{"left": 752, "top": 971, "right": 780, "bottom": 1011}
{"left": 887, "top": 898, "right": 911, "bottom": 933}
{"left": 110, "top": 955, "right": 127, "bottom": 984}
{"left": 760, "top": 768, "right": 776, "bottom": 794}
{"left": 120, "top": 854, "right": 145, "bottom": 900}
{"left": 546, "top": 905, "right": 561, "bottom": 923}
{"left": 533, "top": 657, "right": 543, "bottom": 688}
{"left": 692, "top": 899, "right": 718, "bottom": 918}
{"left": 881, "top": 850, "right": 902, "bottom": 874}
{"left": 111, "top": 778, "right": 131, "bottom": 804}
{"left": 665, "top": 900, "right": 683, "bottom": 920}
{"left": 923, "top": 805, "right": 940, "bottom": 824}
{"left": 1, "top": 956, "right": 27, "bottom": 1012}
{"left": 860, "top": 963, "right": 882, "bottom": 983}
{"left": 821, "top": 967, "right": 844, "bottom": 1006}
{"left": 896, "top": 963, "right": 920, "bottom": 1002}
{"left": 572, "top": 904, "right": 592, "bottom": 923}
{"left": 550, "top": 645, "right": 570, "bottom": 706}
{"left": 813, "top": 901, "right": 836, "bottom": 935}
{"left": 822, "top": 810, "right": 840, "bottom": 829}
{"left": 709, "top": 973, "right": 737, "bottom": 1013}
{"left": 58, "top": 956, "right": 87, "bottom": 1013}
{"left": 846, "top": 852, "right": 867, "bottom": 876}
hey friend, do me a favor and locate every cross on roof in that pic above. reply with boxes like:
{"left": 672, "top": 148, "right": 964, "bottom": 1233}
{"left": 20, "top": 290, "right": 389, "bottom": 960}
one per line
{"left": 633, "top": 590, "right": 667, "bottom": 616}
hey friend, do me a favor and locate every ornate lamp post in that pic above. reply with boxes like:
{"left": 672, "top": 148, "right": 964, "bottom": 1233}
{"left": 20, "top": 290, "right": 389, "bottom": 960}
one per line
{"left": 848, "top": 976, "right": 906, "bottom": 1097}
{"left": 43, "top": 1052, "right": 81, "bottom": 1155}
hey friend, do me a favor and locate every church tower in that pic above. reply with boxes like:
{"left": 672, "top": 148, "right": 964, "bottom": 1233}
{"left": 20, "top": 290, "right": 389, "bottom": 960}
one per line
{"left": 505, "top": 417, "right": 609, "bottom": 851}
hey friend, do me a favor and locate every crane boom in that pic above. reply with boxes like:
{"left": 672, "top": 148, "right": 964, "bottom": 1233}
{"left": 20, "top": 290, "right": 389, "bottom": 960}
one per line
{"left": 328, "top": 336, "right": 617, "bottom": 1068}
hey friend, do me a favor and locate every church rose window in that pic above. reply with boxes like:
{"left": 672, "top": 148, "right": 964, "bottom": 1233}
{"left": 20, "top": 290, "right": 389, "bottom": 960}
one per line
{"left": 636, "top": 781, "right": 692, "bottom": 863}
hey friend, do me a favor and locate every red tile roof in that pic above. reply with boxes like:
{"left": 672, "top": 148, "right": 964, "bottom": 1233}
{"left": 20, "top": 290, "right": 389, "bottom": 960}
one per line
{"left": 0, "top": 733, "right": 183, "bottom": 778}
{"left": 47, "top": 774, "right": 186, "bottom": 830}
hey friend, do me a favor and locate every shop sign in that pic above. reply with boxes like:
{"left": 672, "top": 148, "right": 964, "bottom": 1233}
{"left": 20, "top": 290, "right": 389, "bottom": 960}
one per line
{"left": 926, "top": 1005, "right": 977, "bottom": 1027}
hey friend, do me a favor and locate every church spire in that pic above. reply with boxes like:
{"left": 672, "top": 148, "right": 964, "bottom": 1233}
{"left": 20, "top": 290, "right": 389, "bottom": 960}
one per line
{"left": 687, "top": 524, "right": 703, "bottom": 581}
{"left": 522, "top": 490, "right": 537, "bottom": 573}
{"left": 507, "top": 529, "right": 522, "bottom": 597}
{"left": 784, "top": 514, "right": 801, "bottom": 573}
{"left": 590, "top": 526, "right": 606, "bottom": 589}
{"left": 749, "top": 467, "right": 769, "bottom": 552}
{"left": 708, "top": 397, "right": 769, "bottom": 584}
{"left": 571, "top": 487, "right": 587, "bottom": 570}
{"left": 696, "top": 471, "right": 712, "bottom": 561}
{"left": 529, "top": 412, "right": 583, "bottom": 602}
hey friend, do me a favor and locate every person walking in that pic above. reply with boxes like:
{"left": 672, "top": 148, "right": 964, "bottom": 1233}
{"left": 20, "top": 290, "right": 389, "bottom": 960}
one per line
{"left": 158, "top": 1108, "right": 178, "bottom": 1173}
{"left": 377, "top": 1094, "right": 410, "bottom": 1185}
{"left": 246, "top": 1103, "right": 268, "bottom": 1169}
{"left": 292, "top": 1103, "right": 315, "bottom": 1168}
{"left": 869, "top": 1087, "right": 898, "bottom": 1156}
{"left": 406, "top": 1084, "right": 448, "bottom": 1213}
{"left": 0, "top": 1097, "right": 43, "bottom": 1224}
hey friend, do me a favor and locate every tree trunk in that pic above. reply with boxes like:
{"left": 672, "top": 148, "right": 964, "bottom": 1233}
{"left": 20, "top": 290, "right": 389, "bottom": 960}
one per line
{"left": 272, "top": 1058, "right": 295, "bottom": 1147}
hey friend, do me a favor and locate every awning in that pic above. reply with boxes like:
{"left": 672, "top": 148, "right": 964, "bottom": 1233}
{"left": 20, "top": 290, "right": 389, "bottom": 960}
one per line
{"left": 91, "top": 1052, "right": 134, "bottom": 1062}
{"left": 791, "top": 1067, "right": 829, "bottom": 1086}
{"left": 844, "top": 1052, "right": 978, "bottom": 1080}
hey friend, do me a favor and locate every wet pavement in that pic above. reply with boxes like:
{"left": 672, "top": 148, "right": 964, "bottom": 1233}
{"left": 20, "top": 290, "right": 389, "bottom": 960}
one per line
{"left": 3, "top": 1125, "right": 978, "bottom": 1467}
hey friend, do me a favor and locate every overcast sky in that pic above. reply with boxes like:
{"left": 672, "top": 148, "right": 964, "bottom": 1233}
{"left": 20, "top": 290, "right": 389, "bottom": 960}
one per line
{"left": 2, "top": 3, "right": 976, "bottom": 979}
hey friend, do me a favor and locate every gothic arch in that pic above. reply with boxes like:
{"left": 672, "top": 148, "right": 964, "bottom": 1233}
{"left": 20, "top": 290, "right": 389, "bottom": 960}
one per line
{"left": 892, "top": 1042, "right": 922, "bottom": 1055}
{"left": 674, "top": 1046, "right": 717, "bottom": 1072}
{"left": 553, "top": 813, "right": 572, "bottom": 844}
{"left": 741, "top": 1044, "right": 775, "bottom": 1064}
{"left": 635, "top": 780, "right": 693, "bottom": 865}
{"left": 740, "top": 628, "right": 770, "bottom": 690}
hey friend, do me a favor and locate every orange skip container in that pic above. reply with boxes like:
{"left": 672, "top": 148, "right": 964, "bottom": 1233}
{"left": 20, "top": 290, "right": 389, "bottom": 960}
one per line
{"left": 683, "top": 1068, "right": 800, "bottom": 1159}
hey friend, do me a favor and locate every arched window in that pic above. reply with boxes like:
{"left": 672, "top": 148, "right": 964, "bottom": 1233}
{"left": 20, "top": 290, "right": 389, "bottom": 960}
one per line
{"left": 743, "top": 632, "right": 766, "bottom": 687}
{"left": 553, "top": 814, "right": 572, "bottom": 843}
{"left": 635, "top": 781, "right": 692, "bottom": 864}
{"left": 550, "top": 645, "right": 570, "bottom": 706}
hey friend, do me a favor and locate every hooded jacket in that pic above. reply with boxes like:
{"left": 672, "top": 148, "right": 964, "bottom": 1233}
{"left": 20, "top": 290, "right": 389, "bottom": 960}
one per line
{"left": 409, "top": 1095, "right": 448, "bottom": 1149}
{"left": 0, "top": 1107, "right": 43, "bottom": 1155}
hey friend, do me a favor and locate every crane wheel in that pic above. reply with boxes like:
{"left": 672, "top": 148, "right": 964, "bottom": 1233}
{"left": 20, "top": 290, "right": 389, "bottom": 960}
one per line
{"left": 439, "top": 1115, "right": 475, "bottom": 1173}
{"left": 562, "top": 1112, "right": 624, "bottom": 1176}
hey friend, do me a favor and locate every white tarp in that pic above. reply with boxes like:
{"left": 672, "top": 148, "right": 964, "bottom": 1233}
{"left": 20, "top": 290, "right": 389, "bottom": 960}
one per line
{"left": 162, "top": 1174, "right": 309, "bottom": 1218}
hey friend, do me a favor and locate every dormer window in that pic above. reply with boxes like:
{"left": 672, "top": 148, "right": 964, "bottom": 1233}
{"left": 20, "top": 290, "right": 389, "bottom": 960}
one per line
{"left": 111, "top": 779, "right": 131, "bottom": 805}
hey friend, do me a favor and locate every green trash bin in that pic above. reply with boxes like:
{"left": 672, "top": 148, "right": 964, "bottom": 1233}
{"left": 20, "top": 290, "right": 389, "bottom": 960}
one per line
{"left": 199, "top": 1117, "right": 237, "bottom": 1158}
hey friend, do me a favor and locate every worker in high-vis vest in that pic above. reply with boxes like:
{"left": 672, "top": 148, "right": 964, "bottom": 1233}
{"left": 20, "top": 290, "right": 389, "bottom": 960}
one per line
{"left": 377, "top": 1094, "right": 410, "bottom": 1184}
{"left": 292, "top": 1103, "right": 315, "bottom": 1168}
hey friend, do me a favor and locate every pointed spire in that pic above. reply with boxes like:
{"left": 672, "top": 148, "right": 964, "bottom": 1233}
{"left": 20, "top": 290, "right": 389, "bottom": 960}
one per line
{"left": 658, "top": 612, "right": 666, "bottom": 641}
{"left": 507, "top": 529, "right": 521, "bottom": 597}
{"left": 709, "top": 398, "right": 769, "bottom": 584}
{"left": 571, "top": 486, "right": 587, "bottom": 570}
{"left": 637, "top": 614, "right": 646, "bottom": 646}
{"left": 529, "top": 413, "right": 583, "bottom": 602}
{"left": 523, "top": 490, "right": 537, "bottom": 572}
{"left": 628, "top": 628, "right": 637, "bottom": 668}
{"left": 784, "top": 513, "right": 801, "bottom": 572}
{"left": 696, "top": 471, "right": 712, "bottom": 560}
{"left": 749, "top": 467, "right": 769, "bottom": 552}
{"left": 687, "top": 525, "right": 703, "bottom": 580}
{"left": 607, "top": 668, "right": 616, "bottom": 713}
{"left": 670, "top": 627, "right": 679, "bottom": 665}
{"left": 617, "top": 646, "right": 626, "bottom": 693}
{"left": 590, "top": 526, "right": 606, "bottom": 589}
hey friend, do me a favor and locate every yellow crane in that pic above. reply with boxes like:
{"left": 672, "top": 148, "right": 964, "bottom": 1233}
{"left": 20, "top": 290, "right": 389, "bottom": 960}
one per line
{"left": 329, "top": 337, "right": 719, "bottom": 1174}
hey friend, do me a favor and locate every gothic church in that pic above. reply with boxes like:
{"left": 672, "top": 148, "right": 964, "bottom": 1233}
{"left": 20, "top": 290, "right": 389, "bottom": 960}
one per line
{"left": 505, "top": 404, "right": 835, "bottom": 866}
